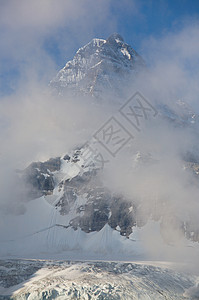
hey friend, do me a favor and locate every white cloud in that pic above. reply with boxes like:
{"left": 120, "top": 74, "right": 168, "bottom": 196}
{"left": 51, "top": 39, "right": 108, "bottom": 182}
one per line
{"left": 1, "top": 1, "right": 199, "bottom": 268}
{"left": 141, "top": 23, "right": 199, "bottom": 109}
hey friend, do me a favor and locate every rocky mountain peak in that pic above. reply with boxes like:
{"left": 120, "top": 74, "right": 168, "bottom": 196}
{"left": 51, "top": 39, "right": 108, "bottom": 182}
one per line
{"left": 106, "top": 32, "right": 124, "bottom": 44}
{"left": 50, "top": 33, "right": 145, "bottom": 98}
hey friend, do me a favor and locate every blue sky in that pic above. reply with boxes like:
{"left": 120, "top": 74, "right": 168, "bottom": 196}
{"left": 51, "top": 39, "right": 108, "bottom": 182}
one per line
{"left": 0, "top": 0, "right": 199, "bottom": 96}
{"left": 122, "top": 0, "right": 199, "bottom": 47}
{"left": 45, "top": 0, "right": 199, "bottom": 65}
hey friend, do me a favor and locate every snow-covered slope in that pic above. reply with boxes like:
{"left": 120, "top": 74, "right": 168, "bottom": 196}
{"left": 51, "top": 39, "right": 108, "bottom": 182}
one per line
{"left": 0, "top": 146, "right": 145, "bottom": 259}
{"left": 1, "top": 145, "right": 199, "bottom": 260}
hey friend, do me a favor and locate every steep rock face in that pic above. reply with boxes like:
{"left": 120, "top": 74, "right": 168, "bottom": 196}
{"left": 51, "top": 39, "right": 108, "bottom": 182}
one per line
{"left": 21, "top": 157, "right": 61, "bottom": 199}
{"left": 50, "top": 33, "right": 145, "bottom": 98}
{"left": 55, "top": 161, "right": 137, "bottom": 237}
{"left": 19, "top": 145, "right": 199, "bottom": 243}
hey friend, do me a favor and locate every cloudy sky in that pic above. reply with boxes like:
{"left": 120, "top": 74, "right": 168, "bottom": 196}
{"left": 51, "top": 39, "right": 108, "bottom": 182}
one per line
{"left": 1, "top": 0, "right": 199, "bottom": 265}
{"left": 0, "top": 0, "right": 199, "bottom": 96}
{"left": 0, "top": 0, "right": 199, "bottom": 181}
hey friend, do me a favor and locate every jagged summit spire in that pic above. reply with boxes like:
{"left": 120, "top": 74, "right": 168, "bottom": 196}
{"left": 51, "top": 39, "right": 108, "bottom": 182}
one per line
{"left": 106, "top": 33, "right": 124, "bottom": 43}
{"left": 50, "top": 32, "right": 145, "bottom": 97}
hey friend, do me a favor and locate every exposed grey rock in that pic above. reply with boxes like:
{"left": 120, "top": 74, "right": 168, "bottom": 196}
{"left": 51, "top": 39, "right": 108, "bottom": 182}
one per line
{"left": 21, "top": 157, "right": 61, "bottom": 199}
{"left": 55, "top": 167, "right": 136, "bottom": 236}
{"left": 63, "top": 154, "right": 70, "bottom": 161}
{"left": 108, "top": 195, "right": 136, "bottom": 236}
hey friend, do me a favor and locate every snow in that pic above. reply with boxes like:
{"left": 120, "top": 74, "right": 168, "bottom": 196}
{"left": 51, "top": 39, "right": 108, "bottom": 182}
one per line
{"left": 1, "top": 151, "right": 199, "bottom": 262}
{"left": 116, "top": 225, "right": 121, "bottom": 231}
{"left": 1, "top": 196, "right": 199, "bottom": 265}
{"left": 0, "top": 187, "right": 142, "bottom": 259}
{"left": 115, "top": 38, "right": 122, "bottom": 43}
{"left": 50, "top": 33, "right": 145, "bottom": 98}
{"left": 0, "top": 260, "right": 198, "bottom": 299}
{"left": 121, "top": 47, "right": 131, "bottom": 59}
{"left": 0, "top": 210, "right": 141, "bottom": 259}
{"left": 58, "top": 157, "right": 81, "bottom": 181}
{"left": 2, "top": 32, "right": 199, "bottom": 298}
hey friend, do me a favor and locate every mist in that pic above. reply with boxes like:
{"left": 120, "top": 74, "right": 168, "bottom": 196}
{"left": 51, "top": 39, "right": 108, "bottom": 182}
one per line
{"left": 0, "top": 0, "right": 199, "bottom": 273}
{"left": 100, "top": 23, "right": 199, "bottom": 269}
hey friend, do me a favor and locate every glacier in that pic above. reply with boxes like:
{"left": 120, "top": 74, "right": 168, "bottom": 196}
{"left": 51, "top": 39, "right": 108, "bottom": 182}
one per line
{"left": 0, "top": 260, "right": 199, "bottom": 299}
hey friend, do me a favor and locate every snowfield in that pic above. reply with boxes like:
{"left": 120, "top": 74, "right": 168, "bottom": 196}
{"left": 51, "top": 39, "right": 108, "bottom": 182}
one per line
{"left": 1, "top": 194, "right": 199, "bottom": 263}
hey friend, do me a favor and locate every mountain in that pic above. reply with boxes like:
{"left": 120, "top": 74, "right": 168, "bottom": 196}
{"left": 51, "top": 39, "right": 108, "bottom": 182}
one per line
{"left": 1, "top": 33, "right": 199, "bottom": 260}
{"left": 50, "top": 33, "right": 145, "bottom": 98}
{"left": 2, "top": 32, "right": 199, "bottom": 299}
{"left": 50, "top": 33, "right": 199, "bottom": 127}
{"left": 1, "top": 142, "right": 199, "bottom": 260}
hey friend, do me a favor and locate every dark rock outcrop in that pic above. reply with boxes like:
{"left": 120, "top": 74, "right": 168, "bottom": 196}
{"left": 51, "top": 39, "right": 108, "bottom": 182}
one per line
{"left": 22, "top": 157, "right": 61, "bottom": 199}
